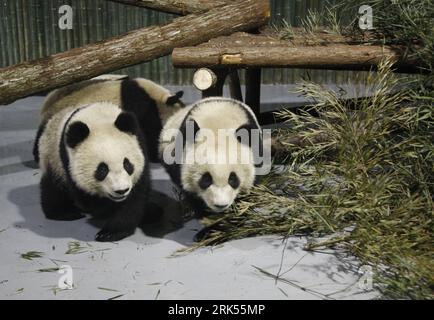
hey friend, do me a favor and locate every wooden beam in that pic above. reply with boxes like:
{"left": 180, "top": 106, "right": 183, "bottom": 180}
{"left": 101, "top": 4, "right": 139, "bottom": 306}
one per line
{"left": 172, "top": 44, "right": 422, "bottom": 72}
{"left": 172, "top": 29, "right": 425, "bottom": 72}
{"left": 0, "top": 0, "right": 270, "bottom": 105}
{"left": 107, "top": 0, "right": 230, "bottom": 15}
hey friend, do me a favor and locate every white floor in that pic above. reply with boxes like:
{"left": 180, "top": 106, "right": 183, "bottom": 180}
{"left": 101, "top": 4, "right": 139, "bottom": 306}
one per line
{"left": 0, "top": 95, "right": 379, "bottom": 300}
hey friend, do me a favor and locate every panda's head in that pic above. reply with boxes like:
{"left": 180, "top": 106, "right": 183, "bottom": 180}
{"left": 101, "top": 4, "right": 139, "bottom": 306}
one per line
{"left": 180, "top": 118, "right": 257, "bottom": 213}
{"left": 65, "top": 105, "right": 145, "bottom": 202}
{"left": 182, "top": 162, "right": 255, "bottom": 213}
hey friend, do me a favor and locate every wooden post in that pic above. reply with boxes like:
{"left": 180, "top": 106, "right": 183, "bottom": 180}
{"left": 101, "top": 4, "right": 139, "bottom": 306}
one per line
{"left": 0, "top": 0, "right": 270, "bottom": 105}
{"left": 257, "top": 110, "right": 276, "bottom": 126}
{"left": 245, "top": 68, "right": 261, "bottom": 117}
{"left": 228, "top": 70, "right": 243, "bottom": 101}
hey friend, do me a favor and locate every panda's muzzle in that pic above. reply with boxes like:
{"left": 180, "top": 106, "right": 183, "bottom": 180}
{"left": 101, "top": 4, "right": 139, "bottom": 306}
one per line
{"left": 214, "top": 204, "right": 230, "bottom": 211}
{"left": 115, "top": 188, "right": 130, "bottom": 195}
{"left": 109, "top": 188, "right": 130, "bottom": 202}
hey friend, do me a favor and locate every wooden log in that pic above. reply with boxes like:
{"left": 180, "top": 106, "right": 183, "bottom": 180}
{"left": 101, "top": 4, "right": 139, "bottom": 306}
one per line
{"left": 183, "top": 29, "right": 384, "bottom": 49}
{"left": 172, "top": 44, "right": 423, "bottom": 73}
{"left": 201, "top": 69, "right": 228, "bottom": 98}
{"left": 174, "top": 28, "right": 424, "bottom": 56}
{"left": 0, "top": 0, "right": 270, "bottom": 105}
{"left": 107, "top": 0, "right": 229, "bottom": 15}
{"left": 193, "top": 68, "right": 217, "bottom": 91}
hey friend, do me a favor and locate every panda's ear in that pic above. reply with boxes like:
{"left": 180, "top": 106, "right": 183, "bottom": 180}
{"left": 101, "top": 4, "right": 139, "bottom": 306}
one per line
{"left": 236, "top": 123, "right": 263, "bottom": 166}
{"left": 115, "top": 112, "right": 138, "bottom": 135}
{"left": 166, "top": 90, "right": 184, "bottom": 106}
{"left": 235, "top": 123, "right": 262, "bottom": 148}
{"left": 66, "top": 121, "right": 90, "bottom": 148}
{"left": 180, "top": 118, "right": 200, "bottom": 145}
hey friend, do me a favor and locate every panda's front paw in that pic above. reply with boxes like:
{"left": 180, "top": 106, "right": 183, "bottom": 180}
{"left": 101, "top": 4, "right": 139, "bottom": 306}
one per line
{"left": 95, "top": 228, "right": 134, "bottom": 242}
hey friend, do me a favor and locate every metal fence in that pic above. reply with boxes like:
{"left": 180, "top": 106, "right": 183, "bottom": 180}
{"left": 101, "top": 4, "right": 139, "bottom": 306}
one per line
{"left": 0, "top": 0, "right": 363, "bottom": 84}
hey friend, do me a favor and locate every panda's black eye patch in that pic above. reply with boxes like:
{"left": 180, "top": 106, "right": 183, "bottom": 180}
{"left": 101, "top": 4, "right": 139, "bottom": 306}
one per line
{"left": 95, "top": 162, "right": 109, "bottom": 181}
{"left": 228, "top": 172, "right": 240, "bottom": 189}
{"left": 198, "top": 172, "right": 213, "bottom": 190}
{"left": 123, "top": 158, "right": 134, "bottom": 175}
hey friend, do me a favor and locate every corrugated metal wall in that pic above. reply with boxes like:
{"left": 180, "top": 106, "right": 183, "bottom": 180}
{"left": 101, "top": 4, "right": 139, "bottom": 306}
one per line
{"left": 0, "top": 0, "right": 361, "bottom": 84}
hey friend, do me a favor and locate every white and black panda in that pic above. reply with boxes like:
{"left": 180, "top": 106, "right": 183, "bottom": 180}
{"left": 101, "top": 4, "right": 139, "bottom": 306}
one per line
{"left": 37, "top": 101, "right": 151, "bottom": 242}
{"left": 33, "top": 77, "right": 184, "bottom": 163}
{"left": 159, "top": 97, "right": 265, "bottom": 214}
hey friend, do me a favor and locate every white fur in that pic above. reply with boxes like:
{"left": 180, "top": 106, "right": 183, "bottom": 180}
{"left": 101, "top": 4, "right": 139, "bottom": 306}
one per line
{"left": 159, "top": 97, "right": 259, "bottom": 212}
{"left": 40, "top": 78, "right": 182, "bottom": 125}
{"left": 39, "top": 102, "right": 144, "bottom": 199}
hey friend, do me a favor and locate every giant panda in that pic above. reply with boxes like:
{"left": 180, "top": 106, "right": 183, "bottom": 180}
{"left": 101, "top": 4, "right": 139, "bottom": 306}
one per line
{"left": 159, "top": 97, "right": 265, "bottom": 214}
{"left": 37, "top": 101, "right": 151, "bottom": 242}
{"left": 33, "top": 78, "right": 184, "bottom": 163}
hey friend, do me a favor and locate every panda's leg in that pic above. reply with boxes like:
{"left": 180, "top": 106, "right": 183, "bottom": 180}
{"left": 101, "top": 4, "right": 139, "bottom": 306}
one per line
{"left": 40, "top": 168, "right": 84, "bottom": 221}
{"left": 95, "top": 195, "right": 148, "bottom": 242}
{"left": 32, "top": 122, "right": 46, "bottom": 164}
{"left": 95, "top": 179, "right": 150, "bottom": 242}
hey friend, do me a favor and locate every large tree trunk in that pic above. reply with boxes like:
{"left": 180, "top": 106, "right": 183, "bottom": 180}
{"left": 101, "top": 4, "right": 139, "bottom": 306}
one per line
{"left": 172, "top": 44, "right": 422, "bottom": 72}
{"left": 0, "top": 0, "right": 270, "bottom": 105}
{"left": 107, "top": 0, "right": 229, "bottom": 15}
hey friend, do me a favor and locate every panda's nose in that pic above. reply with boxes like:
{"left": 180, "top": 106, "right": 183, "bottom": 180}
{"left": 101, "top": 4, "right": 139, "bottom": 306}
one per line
{"left": 114, "top": 188, "right": 130, "bottom": 195}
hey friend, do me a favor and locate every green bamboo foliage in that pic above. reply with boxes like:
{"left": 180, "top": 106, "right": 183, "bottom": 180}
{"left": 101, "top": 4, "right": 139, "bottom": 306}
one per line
{"left": 0, "top": 0, "right": 365, "bottom": 85}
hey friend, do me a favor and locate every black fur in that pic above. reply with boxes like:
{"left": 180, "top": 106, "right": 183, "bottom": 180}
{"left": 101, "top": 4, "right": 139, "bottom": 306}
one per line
{"left": 163, "top": 161, "right": 182, "bottom": 187}
{"left": 166, "top": 90, "right": 184, "bottom": 106}
{"left": 182, "top": 118, "right": 200, "bottom": 145}
{"left": 33, "top": 121, "right": 46, "bottom": 163}
{"left": 39, "top": 110, "right": 151, "bottom": 242}
{"left": 120, "top": 79, "right": 162, "bottom": 162}
{"left": 228, "top": 171, "right": 240, "bottom": 189}
{"left": 123, "top": 158, "right": 134, "bottom": 175}
{"left": 40, "top": 166, "right": 84, "bottom": 221}
{"left": 198, "top": 172, "right": 213, "bottom": 190}
{"left": 94, "top": 162, "right": 109, "bottom": 181}
{"left": 184, "top": 191, "right": 210, "bottom": 217}
{"left": 66, "top": 121, "right": 90, "bottom": 148}
{"left": 114, "top": 112, "right": 138, "bottom": 135}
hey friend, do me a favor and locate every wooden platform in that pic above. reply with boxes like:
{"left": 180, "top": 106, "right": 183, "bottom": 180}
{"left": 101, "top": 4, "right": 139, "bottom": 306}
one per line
{"left": 172, "top": 28, "right": 423, "bottom": 124}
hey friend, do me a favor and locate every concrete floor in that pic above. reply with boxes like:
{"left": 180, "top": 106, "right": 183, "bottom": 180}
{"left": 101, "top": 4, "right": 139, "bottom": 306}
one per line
{"left": 0, "top": 90, "right": 379, "bottom": 300}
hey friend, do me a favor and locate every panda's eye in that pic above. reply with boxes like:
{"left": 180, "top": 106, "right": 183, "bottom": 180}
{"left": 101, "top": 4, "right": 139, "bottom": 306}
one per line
{"left": 95, "top": 162, "right": 109, "bottom": 181}
{"left": 228, "top": 172, "right": 240, "bottom": 189}
{"left": 198, "top": 172, "right": 213, "bottom": 190}
{"left": 124, "top": 158, "right": 134, "bottom": 175}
